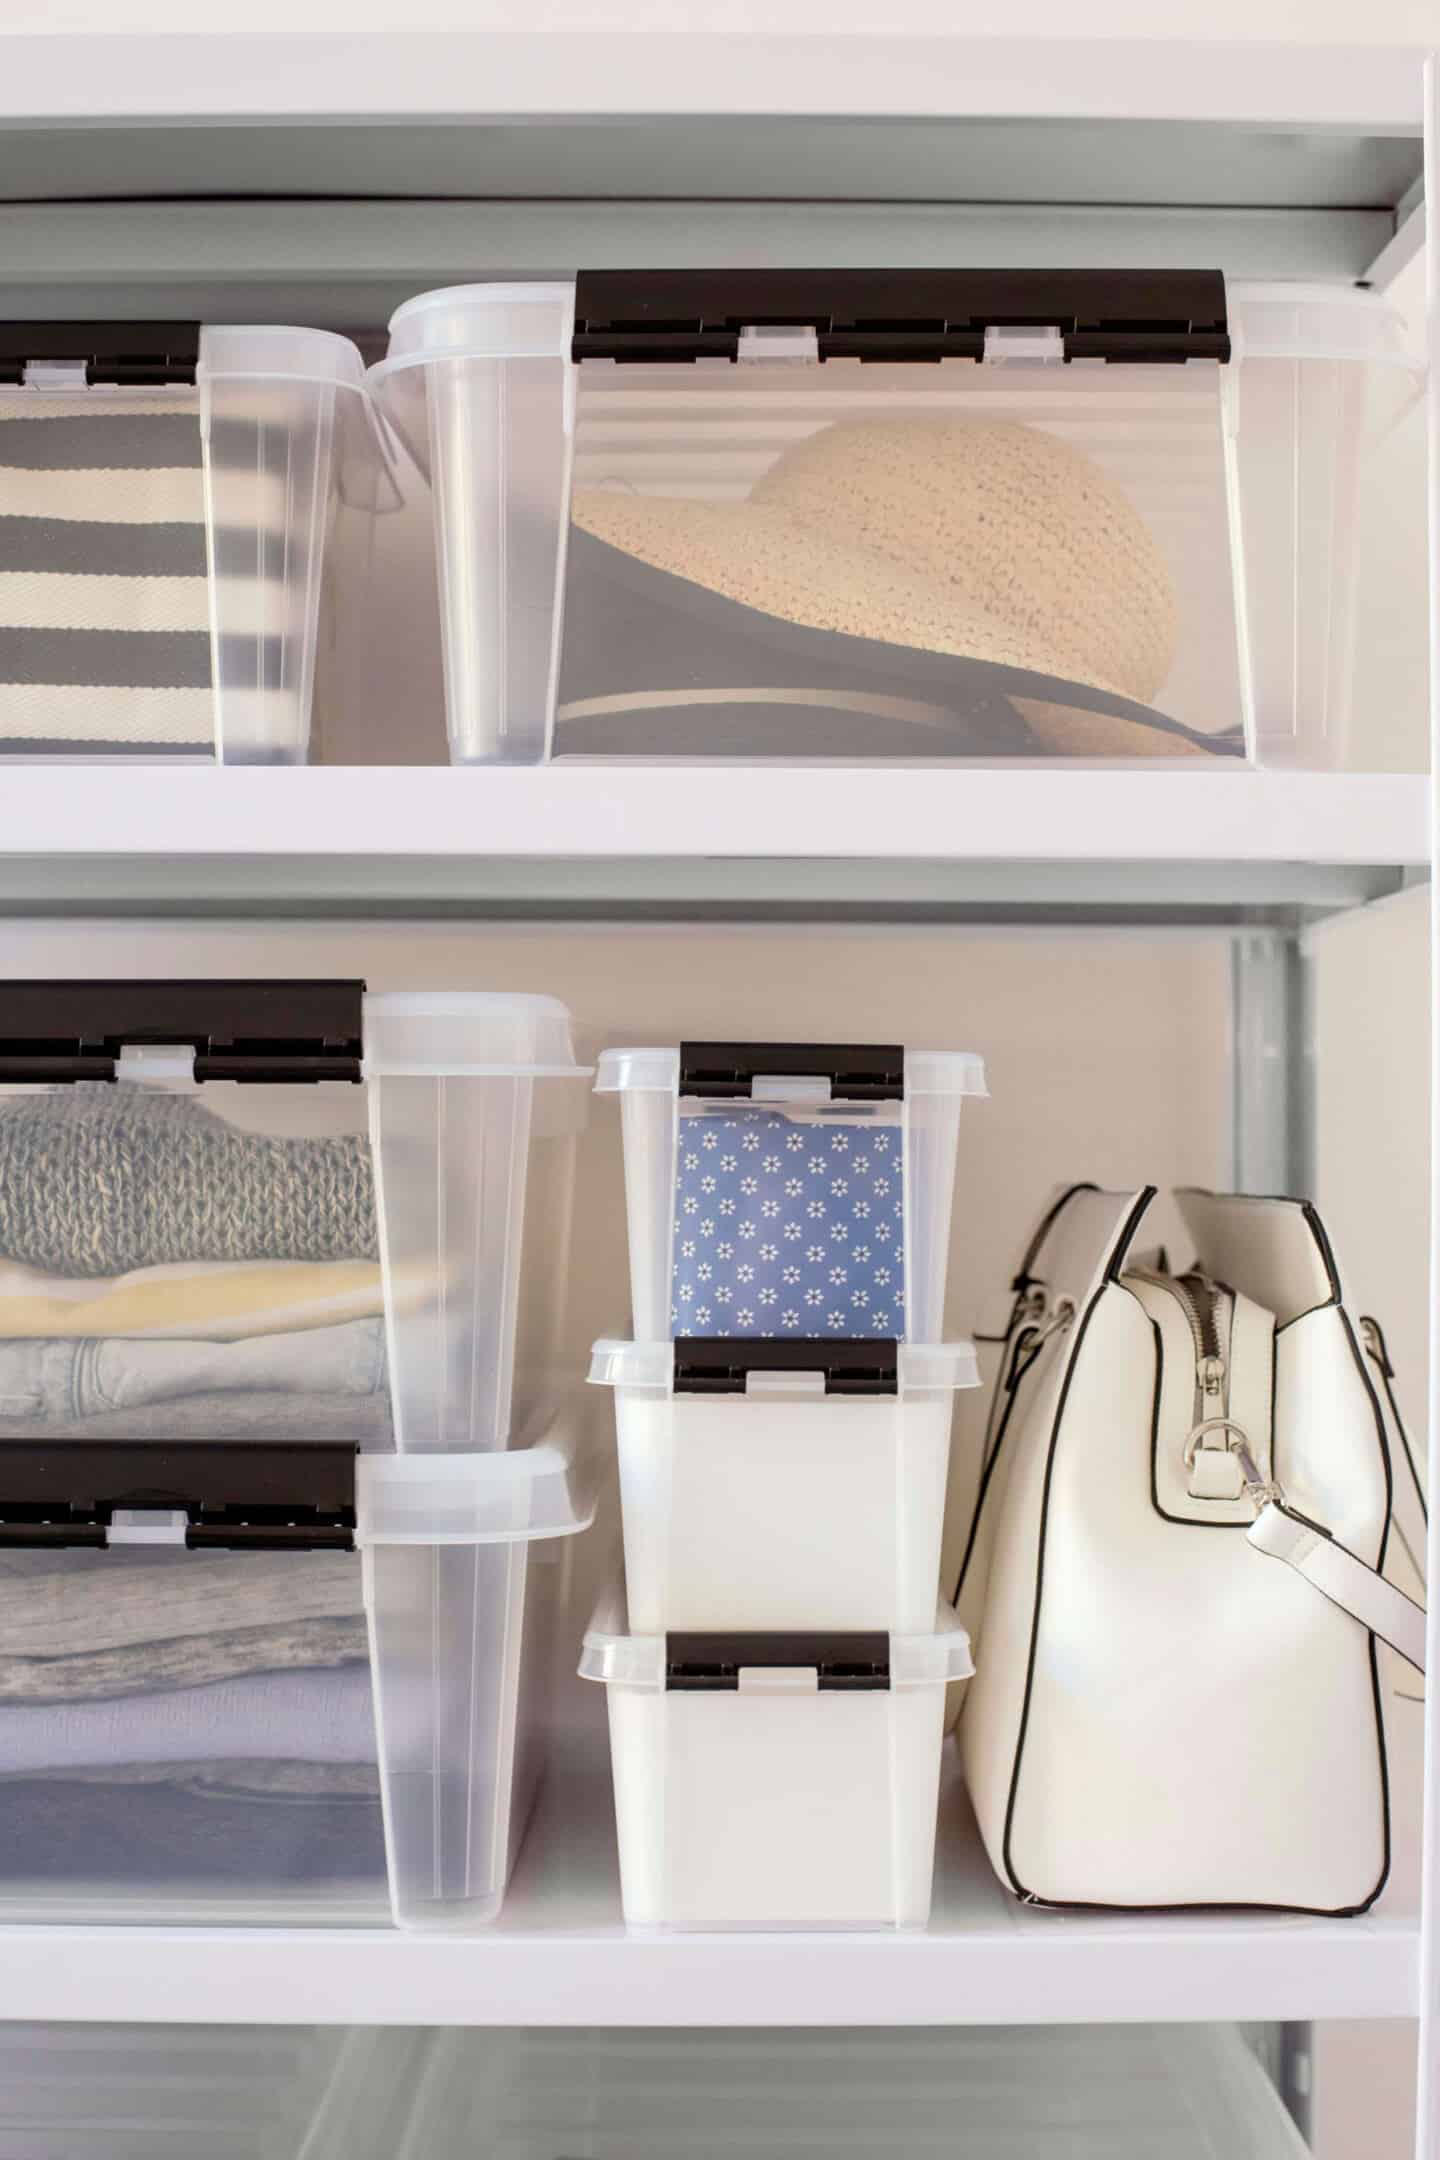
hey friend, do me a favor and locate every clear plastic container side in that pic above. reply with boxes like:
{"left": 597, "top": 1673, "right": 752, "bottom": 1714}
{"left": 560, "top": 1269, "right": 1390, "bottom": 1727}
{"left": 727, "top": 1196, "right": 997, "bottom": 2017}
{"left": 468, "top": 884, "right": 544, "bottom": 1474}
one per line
{"left": 363, "top": 1531, "right": 567, "bottom": 1929}
{"left": 369, "top": 286, "right": 576, "bottom": 765}
{"left": 0, "top": 1542, "right": 386, "bottom": 1923}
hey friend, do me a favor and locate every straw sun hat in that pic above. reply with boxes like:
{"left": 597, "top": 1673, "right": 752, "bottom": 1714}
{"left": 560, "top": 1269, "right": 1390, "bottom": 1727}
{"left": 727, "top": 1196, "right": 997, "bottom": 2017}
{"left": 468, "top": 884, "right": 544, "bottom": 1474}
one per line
{"left": 558, "top": 416, "right": 1232, "bottom": 759}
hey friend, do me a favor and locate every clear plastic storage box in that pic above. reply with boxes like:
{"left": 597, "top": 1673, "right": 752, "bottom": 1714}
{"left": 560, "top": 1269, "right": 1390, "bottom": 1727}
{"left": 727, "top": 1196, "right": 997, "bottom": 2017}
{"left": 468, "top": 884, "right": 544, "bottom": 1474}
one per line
{"left": 590, "top": 1337, "right": 978, "bottom": 1631}
{"left": 594, "top": 1041, "right": 986, "bottom": 1345}
{"left": 0, "top": 2022, "right": 1310, "bottom": 2158}
{"left": 0, "top": 1412, "right": 595, "bottom": 1928}
{"left": 581, "top": 1579, "right": 972, "bottom": 1930}
{"left": 370, "top": 271, "right": 1420, "bottom": 768}
{"left": 0, "top": 981, "right": 590, "bottom": 1455}
{"left": 0, "top": 322, "right": 383, "bottom": 764}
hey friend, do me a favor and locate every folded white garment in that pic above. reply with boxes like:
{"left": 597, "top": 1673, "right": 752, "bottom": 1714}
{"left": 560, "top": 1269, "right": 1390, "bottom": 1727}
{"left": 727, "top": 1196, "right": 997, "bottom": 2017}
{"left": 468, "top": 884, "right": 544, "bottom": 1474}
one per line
{"left": 0, "top": 1663, "right": 378, "bottom": 1776}
{"left": 0, "top": 1256, "right": 388, "bottom": 1340}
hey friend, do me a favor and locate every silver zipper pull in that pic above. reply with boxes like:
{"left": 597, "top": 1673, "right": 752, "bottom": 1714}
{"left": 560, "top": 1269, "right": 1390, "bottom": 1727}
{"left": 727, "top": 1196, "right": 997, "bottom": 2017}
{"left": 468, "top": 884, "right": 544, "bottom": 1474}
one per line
{"left": 1199, "top": 1353, "right": 1226, "bottom": 1399}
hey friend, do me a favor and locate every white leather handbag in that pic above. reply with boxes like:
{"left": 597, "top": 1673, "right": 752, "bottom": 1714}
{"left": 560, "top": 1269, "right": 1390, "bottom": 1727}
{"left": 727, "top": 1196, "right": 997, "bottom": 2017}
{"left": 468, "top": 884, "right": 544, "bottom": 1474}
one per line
{"left": 956, "top": 1184, "right": 1426, "bottom": 1914}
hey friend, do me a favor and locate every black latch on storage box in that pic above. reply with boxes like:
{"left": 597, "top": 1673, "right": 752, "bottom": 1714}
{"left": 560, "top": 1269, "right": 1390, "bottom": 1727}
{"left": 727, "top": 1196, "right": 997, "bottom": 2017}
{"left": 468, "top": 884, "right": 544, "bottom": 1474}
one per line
{"left": 572, "top": 270, "right": 1229, "bottom": 365}
{"left": 679, "top": 1042, "right": 904, "bottom": 1102}
{"left": 0, "top": 1441, "right": 357, "bottom": 1550}
{"left": 673, "top": 1339, "right": 899, "bottom": 1397}
{"left": 666, "top": 1630, "right": 891, "bottom": 1691}
{"left": 0, "top": 982, "right": 365, "bottom": 1084}
{"left": 0, "top": 321, "right": 202, "bottom": 388}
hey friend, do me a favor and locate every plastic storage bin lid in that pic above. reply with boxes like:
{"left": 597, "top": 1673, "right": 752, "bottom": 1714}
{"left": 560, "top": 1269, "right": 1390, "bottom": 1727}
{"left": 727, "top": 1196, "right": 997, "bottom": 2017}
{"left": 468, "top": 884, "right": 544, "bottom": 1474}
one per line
{"left": 595, "top": 1046, "right": 987, "bottom": 1098}
{"left": 361, "top": 991, "right": 589, "bottom": 1078}
{"left": 357, "top": 1429, "right": 598, "bottom": 1546}
{"left": 375, "top": 283, "right": 577, "bottom": 369}
{"left": 579, "top": 1581, "right": 974, "bottom": 1692}
{"left": 1228, "top": 282, "right": 1417, "bottom": 365}
{"left": 588, "top": 1338, "right": 979, "bottom": 1395}
{"left": 199, "top": 325, "right": 371, "bottom": 391}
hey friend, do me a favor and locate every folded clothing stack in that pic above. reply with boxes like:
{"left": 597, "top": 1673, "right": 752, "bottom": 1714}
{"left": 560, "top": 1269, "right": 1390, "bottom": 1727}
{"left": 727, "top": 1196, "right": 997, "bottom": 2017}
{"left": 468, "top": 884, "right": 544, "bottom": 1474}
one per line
{"left": 0, "top": 1544, "right": 383, "bottom": 1900}
{"left": 0, "top": 1083, "right": 392, "bottom": 1444}
{"left": 0, "top": 1083, "right": 391, "bottom": 1902}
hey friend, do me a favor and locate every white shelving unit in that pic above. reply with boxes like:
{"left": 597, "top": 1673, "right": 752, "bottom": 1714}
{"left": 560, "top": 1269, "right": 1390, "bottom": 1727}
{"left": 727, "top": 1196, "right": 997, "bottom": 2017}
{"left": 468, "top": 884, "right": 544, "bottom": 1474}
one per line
{"left": 0, "top": 21, "right": 1433, "bottom": 2159}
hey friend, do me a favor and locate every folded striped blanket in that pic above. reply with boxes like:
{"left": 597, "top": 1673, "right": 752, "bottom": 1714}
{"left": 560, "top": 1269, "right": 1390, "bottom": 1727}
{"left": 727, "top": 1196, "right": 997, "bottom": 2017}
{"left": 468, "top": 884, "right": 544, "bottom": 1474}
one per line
{"left": 0, "top": 389, "right": 296, "bottom": 758}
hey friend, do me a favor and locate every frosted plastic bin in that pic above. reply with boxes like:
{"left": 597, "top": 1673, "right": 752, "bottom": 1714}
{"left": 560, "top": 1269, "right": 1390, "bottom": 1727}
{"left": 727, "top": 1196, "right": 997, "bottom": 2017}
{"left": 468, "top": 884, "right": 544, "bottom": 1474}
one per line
{"left": 371, "top": 271, "right": 1421, "bottom": 768}
{"left": 594, "top": 1041, "right": 986, "bottom": 1345}
{"left": 0, "top": 322, "right": 385, "bottom": 764}
{"left": 0, "top": 1407, "right": 595, "bottom": 1929}
{"left": 580, "top": 1580, "right": 972, "bottom": 1930}
{"left": 0, "top": 981, "right": 590, "bottom": 1455}
{"left": 590, "top": 1337, "right": 978, "bottom": 1631}
{"left": 0, "top": 2022, "right": 1311, "bottom": 2159}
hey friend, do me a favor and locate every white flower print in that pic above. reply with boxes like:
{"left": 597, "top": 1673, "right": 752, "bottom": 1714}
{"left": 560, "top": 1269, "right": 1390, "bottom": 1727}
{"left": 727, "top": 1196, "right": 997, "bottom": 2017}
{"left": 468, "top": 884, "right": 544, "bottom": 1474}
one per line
{"left": 742, "top": 1132, "right": 761, "bottom": 1153}
{"left": 851, "top": 1288, "right": 869, "bottom": 1309}
{"left": 873, "top": 1177, "right": 890, "bottom": 1197}
{"left": 759, "top": 1287, "right": 777, "bottom": 1306}
{"left": 807, "top": 1156, "right": 825, "bottom": 1177}
{"left": 786, "top": 1132, "right": 805, "bottom": 1152}
{"left": 701, "top": 1131, "right": 719, "bottom": 1151}
{"left": 875, "top": 1222, "right": 892, "bottom": 1243}
{"left": 783, "top": 1223, "right": 803, "bottom": 1242}
{"left": 715, "top": 1286, "right": 733, "bottom": 1305}
{"left": 828, "top": 1266, "right": 847, "bottom": 1285}
{"left": 678, "top": 1283, "right": 695, "bottom": 1303}
{"left": 736, "top": 1309, "right": 755, "bottom": 1329}
{"left": 874, "top": 1266, "right": 891, "bottom": 1286}
{"left": 740, "top": 1177, "right": 758, "bottom": 1197}
{"left": 681, "top": 1239, "right": 696, "bottom": 1259}
{"left": 762, "top": 1154, "right": 781, "bottom": 1174}
{"left": 829, "top": 1221, "right": 847, "bottom": 1242}
{"left": 782, "top": 1309, "right": 800, "bottom": 1328}
{"left": 827, "top": 1309, "right": 847, "bottom": 1329}
{"left": 697, "top": 1261, "right": 713, "bottom": 1282}
{"left": 805, "top": 1288, "right": 823, "bottom": 1308}
{"left": 831, "top": 1178, "right": 848, "bottom": 1196}
{"left": 717, "top": 1241, "right": 734, "bottom": 1261}
{"left": 699, "top": 1218, "right": 715, "bottom": 1238}
{"left": 894, "top": 1197, "right": 904, "bottom": 1217}
{"left": 720, "top": 1154, "right": 737, "bottom": 1174}
{"left": 854, "top": 1200, "right": 871, "bottom": 1219}
{"left": 830, "top": 1132, "right": 849, "bottom": 1152}
{"left": 852, "top": 1156, "right": 870, "bottom": 1176}
{"left": 759, "top": 1243, "right": 778, "bottom": 1263}
{"left": 761, "top": 1199, "right": 780, "bottom": 1219}
{"left": 852, "top": 1245, "right": 870, "bottom": 1264}
{"left": 683, "top": 1196, "right": 699, "bottom": 1216}
{"left": 738, "top": 1221, "right": 758, "bottom": 1241}
{"left": 783, "top": 1265, "right": 801, "bottom": 1285}
{"left": 806, "top": 1199, "right": 826, "bottom": 1220}
{"left": 700, "top": 1175, "right": 717, "bottom": 1195}
{"left": 806, "top": 1243, "right": 824, "bottom": 1264}
{"left": 873, "top": 1132, "right": 891, "bottom": 1153}
{"left": 684, "top": 1152, "right": 699, "bottom": 1170}
{"left": 719, "top": 1198, "right": 736, "bottom": 1217}
{"left": 736, "top": 1263, "right": 754, "bottom": 1285}
{"left": 694, "top": 1306, "right": 711, "bottom": 1328}
{"left": 784, "top": 1179, "right": 804, "bottom": 1198}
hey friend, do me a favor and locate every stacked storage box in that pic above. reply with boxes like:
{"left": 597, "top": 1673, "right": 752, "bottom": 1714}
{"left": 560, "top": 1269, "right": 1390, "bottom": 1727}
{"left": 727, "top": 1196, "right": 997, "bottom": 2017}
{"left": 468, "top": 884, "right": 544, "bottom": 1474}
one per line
{"left": 0, "top": 979, "right": 594, "bottom": 1930}
{"left": 582, "top": 1040, "right": 983, "bottom": 1929}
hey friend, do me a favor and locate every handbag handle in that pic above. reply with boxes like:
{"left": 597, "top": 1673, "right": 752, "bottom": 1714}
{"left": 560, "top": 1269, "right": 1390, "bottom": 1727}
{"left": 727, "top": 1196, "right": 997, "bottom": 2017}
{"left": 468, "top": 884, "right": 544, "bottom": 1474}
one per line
{"left": 1246, "top": 1316, "right": 1428, "bottom": 1675}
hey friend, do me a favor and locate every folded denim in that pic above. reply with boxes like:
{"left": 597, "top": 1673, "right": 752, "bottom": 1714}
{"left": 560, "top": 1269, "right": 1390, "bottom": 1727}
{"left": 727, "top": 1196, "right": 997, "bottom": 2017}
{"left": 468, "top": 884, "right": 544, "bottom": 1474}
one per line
{"left": 0, "top": 1316, "right": 386, "bottom": 1424}
{"left": 0, "top": 1385, "right": 393, "bottom": 1448}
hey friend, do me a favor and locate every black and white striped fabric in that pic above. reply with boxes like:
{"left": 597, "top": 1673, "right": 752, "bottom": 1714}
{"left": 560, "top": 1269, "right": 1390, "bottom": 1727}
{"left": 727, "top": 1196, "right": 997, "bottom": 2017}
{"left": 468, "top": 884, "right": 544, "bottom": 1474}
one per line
{"left": 0, "top": 388, "right": 217, "bottom": 756}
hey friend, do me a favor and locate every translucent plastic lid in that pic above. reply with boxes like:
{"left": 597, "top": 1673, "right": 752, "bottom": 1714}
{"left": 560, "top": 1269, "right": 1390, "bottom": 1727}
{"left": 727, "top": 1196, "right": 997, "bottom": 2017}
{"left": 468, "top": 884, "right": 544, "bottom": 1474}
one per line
{"left": 378, "top": 282, "right": 577, "bottom": 367}
{"left": 1229, "top": 284, "right": 1415, "bottom": 365}
{"left": 594, "top": 1046, "right": 987, "bottom": 1098}
{"left": 361, "top": 991, "right": 590, "bottom": 1078}
{"left": 579, "top": 1580, "right": 974, "bottom": 1692}
{"left": 356, "top": 1429, "right": 597, "bottom": 1546}
{"left": 587, "top": 1338, "right": 980, "bottom": 1395}
{"left": 198, "top": 325, "right": 370, "bottom": 392}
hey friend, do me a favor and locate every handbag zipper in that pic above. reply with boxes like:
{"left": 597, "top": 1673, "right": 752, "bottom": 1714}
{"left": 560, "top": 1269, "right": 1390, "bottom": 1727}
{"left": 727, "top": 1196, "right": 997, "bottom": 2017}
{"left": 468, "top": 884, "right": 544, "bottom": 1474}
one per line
{"left": 1127, "top": 1268, "right": 1232, "bottom": 1427}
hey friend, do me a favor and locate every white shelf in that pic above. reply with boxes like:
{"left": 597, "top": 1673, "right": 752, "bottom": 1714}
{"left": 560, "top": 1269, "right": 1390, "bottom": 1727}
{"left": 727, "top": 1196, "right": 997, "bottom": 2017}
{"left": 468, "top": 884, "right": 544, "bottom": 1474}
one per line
{"left": 0, "top": 769, "right": 1423, "bottom": 921}
{"left": 0, "top": 1690, "right": 1419, "bottom": 2029}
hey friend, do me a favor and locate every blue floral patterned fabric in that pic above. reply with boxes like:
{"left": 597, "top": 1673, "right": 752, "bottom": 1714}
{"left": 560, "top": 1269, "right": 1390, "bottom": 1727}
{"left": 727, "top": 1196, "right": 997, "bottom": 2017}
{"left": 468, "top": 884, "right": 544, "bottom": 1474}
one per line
{"left": 671, "top": 1107, "right": 905, "bottom": 1339}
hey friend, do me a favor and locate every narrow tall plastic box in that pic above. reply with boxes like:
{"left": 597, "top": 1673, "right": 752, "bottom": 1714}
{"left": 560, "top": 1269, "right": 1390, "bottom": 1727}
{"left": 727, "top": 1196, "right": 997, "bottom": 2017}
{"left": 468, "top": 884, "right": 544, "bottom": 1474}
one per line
{"left": 371, "top": 273, "right": 1420, "bottom": 768}
{"left": 581, "top": 1582, "right": 972, "bottom": 1931}
{"left": 590, "top": 1338, "right": 978, "bottom": 1631}
{"left": 0, "top": 323, "right": 384, "bottom": 764}
{"left": 0, "top": 982, "right": 590, "bottom": 1455}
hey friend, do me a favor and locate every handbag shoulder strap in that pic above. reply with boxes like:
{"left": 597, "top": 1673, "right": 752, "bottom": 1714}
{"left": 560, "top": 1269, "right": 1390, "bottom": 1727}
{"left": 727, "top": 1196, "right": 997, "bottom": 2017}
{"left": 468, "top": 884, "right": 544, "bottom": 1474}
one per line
{"left": 1246, "top": 1314, "right": 1428, "bottom": 1675}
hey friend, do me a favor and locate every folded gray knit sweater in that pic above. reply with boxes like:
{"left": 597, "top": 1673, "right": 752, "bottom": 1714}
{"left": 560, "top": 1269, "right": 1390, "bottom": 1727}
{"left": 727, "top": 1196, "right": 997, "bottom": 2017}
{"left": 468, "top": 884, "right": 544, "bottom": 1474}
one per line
{"left": 0, "top": 1085, "right": 377, "bottom": 1275}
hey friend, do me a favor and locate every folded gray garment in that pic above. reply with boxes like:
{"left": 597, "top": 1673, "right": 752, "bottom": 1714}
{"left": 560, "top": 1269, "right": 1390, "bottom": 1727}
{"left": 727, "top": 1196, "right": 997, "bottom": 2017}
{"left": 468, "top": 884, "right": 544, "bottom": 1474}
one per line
{"left": 32, "top": 1756, "right": 381, "bottom": 1799}
{"left": 0, "top": 1317, "right": 386, "bottom": 1424}
{"left": 0, "top": 1382, "right": 393, "bottom": 1446}
{"left": 0, "top": 1545, "right": 367, "bottom": 1703}
{"left": 0, "top": 1662, "right": 378, "bottom": 1775}
{"left": 0, "top": 1083, "right": 377, "bottom": 1275}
